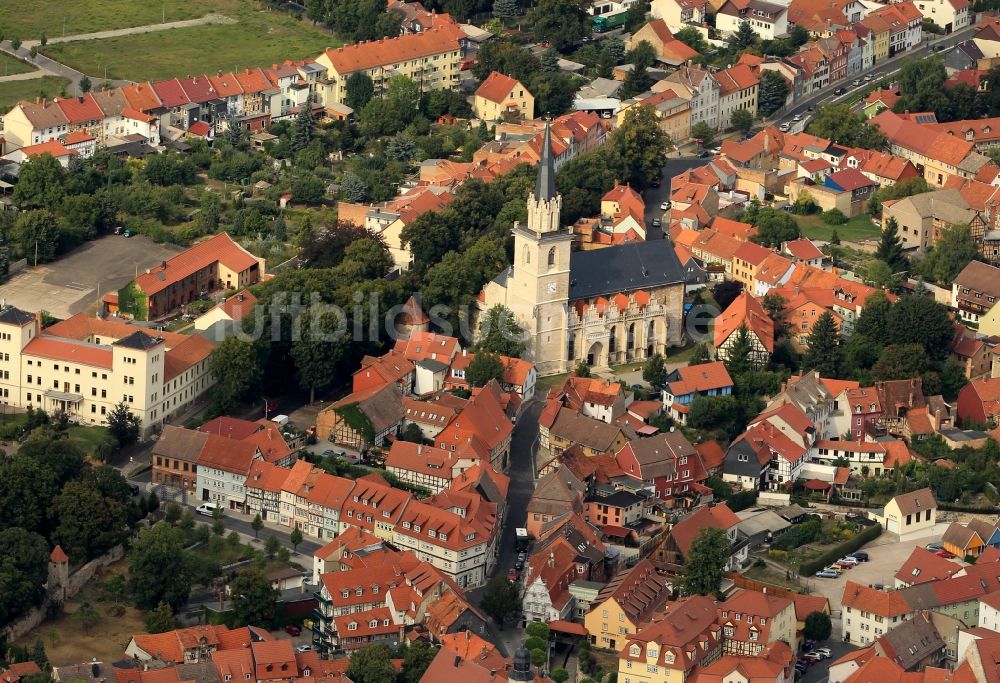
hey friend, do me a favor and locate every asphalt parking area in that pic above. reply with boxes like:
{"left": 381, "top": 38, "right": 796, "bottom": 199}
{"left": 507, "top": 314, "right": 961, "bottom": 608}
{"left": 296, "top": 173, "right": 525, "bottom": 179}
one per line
{"left": 0, "top": 235, "right": 183, "bottom": 318}
{"left": 799, "top": 522, "right": 960, "bottom": 612}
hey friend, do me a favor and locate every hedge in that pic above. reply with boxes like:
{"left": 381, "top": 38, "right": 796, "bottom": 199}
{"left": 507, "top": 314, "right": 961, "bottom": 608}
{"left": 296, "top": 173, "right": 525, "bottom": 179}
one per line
{"left": 799, "top": 523, "right": 882, "bottom": 576}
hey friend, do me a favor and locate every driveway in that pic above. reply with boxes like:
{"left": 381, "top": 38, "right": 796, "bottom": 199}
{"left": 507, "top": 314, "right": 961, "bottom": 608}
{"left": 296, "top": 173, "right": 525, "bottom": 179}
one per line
{"left": 0, "top": 234, "right": 183, "bottom": 318}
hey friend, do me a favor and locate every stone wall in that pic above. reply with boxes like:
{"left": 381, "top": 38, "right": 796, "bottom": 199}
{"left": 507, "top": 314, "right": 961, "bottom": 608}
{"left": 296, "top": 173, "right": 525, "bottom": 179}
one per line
{"left": 1, "top": 545, "right": 125, "bottom": 643}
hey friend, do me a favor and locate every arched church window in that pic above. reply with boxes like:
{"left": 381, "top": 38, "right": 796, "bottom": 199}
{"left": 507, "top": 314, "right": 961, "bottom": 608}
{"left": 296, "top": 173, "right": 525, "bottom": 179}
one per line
{"left": 523, "top": 245, "right": 531, "bottom": 264}
{"left": 547, "top": 247, "right": 556, "bottom": 268}
{"left": 567, "top": 333, "right": 575, "bottom": 361}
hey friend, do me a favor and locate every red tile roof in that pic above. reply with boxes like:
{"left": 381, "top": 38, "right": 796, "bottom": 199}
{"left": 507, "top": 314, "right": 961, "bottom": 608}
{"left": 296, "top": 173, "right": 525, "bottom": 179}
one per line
{"left": 54, "top": 94, "right": 104, "bottom": 124}
{"left": 841, "top": 581, "right": 911, "bottom": 617}
{"left": 134, "top": 232, "right": 259, "bottom": 297}
{"left": 150, "top": 78, "right": 192, "bottom": 109}
{"left": 322, "top": 26, "right": 463, "bottom": 74}
{"left": 475, "top": 71, "right": 521, "bottom": 104}
{"left": 714, "top": 292, "right": 775, "bottom": 352}
{"left": 121, "top": 82, "right": 162, "bottom": 112}
{"left": 670, "top": 503, "right": 740, "bottom": 556}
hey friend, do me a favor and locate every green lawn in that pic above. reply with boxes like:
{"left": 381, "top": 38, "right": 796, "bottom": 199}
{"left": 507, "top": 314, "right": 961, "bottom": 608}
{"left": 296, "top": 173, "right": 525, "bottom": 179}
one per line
{"left": 66, "top": 424, "right": 113, "bottom": 459}
{"left": 0, "top": 0, "right": 225, "bottom": 38}
{"left": 0, "top": 52, "right": 34, "bottom": 76}
{"left": 794, "top": 213, "right": 881, "bottom": 242}
{"left": 0, "top": 76, "right": 70, "bottom": 111}
{"left": 42, "top": 2, "right": 340, "bottom": 82}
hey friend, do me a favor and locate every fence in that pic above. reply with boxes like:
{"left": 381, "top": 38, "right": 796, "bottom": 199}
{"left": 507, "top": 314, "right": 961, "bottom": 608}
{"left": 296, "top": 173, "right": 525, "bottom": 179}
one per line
{"left": 8, "top": 258, "right": 27, "bottom": 275}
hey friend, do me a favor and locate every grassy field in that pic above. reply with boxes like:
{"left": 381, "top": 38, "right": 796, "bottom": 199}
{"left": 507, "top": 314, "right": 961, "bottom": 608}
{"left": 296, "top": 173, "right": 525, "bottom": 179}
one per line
{"left": 67, "top": 424, "right": 113, "bottom": 459}
{"left": 0, "top": 76, "right": 70, "bottom": 110}
{"left": 42, "top": 2, "right": 340, "bottom": 82}
{"left": 0, "top": 52, "right": 34, "bottom": 76}
{"left": 15, "top": 560, "right": 145, "bottom": 666}
{"left": 795, "top": 213, "right": 881, "bottom": 242}
{"left": 0, "top": 0, "right": 224, "bottom": 38}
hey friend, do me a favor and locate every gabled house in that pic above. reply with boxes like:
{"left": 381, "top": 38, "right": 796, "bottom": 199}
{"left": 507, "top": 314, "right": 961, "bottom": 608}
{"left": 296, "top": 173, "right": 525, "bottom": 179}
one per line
{"left": 893, "top": 547, "right": 961, "bottom": 588}
{"left": 662, "top": 361, "right": 734, "bottom": 423}
{"left": 658, "top": 502, "right": 749, "bottom": 571}
{"left": 717, "top": 589, "right": 796, "bottom": 655}
{"left": 869, "top": 488, "right": 936, "bottom": 537}
{"left": 474, "top": 72, "right": 534, "bottom": 122}
{"left": 714, "top": 292, "right": 775, "bottom": 368}
{"left": 525, "top": 467, "right": 587, "bottom": 537}
{"left": 942, "top": 522, "right": 986, "bottom": 559}
{"left": 615, "top": 431, "right": 707, "bottom": 506}
{"left": 584, "top": 558, "right": 672, "bottom": 650}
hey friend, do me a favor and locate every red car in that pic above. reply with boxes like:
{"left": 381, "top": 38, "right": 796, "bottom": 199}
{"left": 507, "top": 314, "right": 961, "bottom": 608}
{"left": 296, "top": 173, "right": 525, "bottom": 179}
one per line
{"left": 285, "top": 625, "right": 301, "bottom": 636}
{"left": 936, "top": 550, "right": 956, "bottom": 559}
{"left": 507, "top": 567, "right": 521, "bottom": 582}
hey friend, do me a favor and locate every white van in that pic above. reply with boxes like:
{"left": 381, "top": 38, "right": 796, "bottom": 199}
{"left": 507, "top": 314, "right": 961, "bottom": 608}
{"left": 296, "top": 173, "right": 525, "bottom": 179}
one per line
{"left": 196, "top": 502, "right": 223, "bottom": 517}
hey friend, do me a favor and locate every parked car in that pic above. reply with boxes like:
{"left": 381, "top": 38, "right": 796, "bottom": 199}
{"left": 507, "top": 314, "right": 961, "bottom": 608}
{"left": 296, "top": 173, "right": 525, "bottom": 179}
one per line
{"left": 803, "top": 652, "right": 823, "bottom": 662}
{"left": 779, "top": 122, "right": 791, "bottom": 132}
{"left": 710, "top": 147, "right": 721, "bottom": 155}
{"left": 285, "top": 625, "right": 301, "bottom": 636}
{"left": 507, "top": 567, "right": 521, "bottom": 581}
{"left": 128, "top": 484, "right": 141, "bottom": 496}
{"left": 295, "top": 645, "right": 313, "bottom": 653}
{"left": 849, "top": 551, "right": 869, "bottom": 562}
{"left": 697, "top": 150, "right": 710, "bottom": 158}
{"left": 814, "top": 648, "right": 832, "bottom": 659}
{"left": 852, "top": 79, "right": 862, "bottom": 86}
{"left": 794, "top": 663, "right": 809, "bottom": 674}
{"left": 834, "top": 87, "right": 846, "bottom": 95}
{"left": 660, "top": 201, "right": 670, "bottom": 210}
{"left": 936, "top": 549, "right": 957, "bottom": 558}
{"left": 792, "top": 113, "right": 802, "bottom": 121}
{"left": 651, "top": 218, "right": 662, "bottom": 228}
{"left": 321, "top": 449, "right": 335, "bottom": 458}
{"left": 815, "top": 570, "right": 839, "bottom": 578}
{"left": 822, "top": 566, "right": 842, "bottom": 575}
{"left": 926, "top": 543, "right": 944, "bottom": 551}
{"left": 839, "top": 555, "right": 860, "bottom": 565}
{"left": 865, "top": 73, "right": 875, "bottom": 80}
{"left": 196, "top": 503, "right": 222, "bottom": 517}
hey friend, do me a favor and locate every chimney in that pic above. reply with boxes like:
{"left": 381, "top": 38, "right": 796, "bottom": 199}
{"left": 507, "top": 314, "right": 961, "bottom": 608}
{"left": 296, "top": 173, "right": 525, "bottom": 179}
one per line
{"left": 161, "top": 260, "right": 167, "bottom": 269}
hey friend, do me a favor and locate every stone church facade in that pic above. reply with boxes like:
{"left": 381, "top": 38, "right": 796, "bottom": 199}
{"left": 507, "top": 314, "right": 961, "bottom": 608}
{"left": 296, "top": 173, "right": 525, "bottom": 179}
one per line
{"left": 481, "top": 125, "right": 687, "bottom": 376}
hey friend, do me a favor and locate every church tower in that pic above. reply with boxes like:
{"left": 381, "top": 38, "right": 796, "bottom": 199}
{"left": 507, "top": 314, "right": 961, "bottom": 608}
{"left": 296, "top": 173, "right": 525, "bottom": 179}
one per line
{"left": 505, "top": 123, "right": 574, "bottom": 375}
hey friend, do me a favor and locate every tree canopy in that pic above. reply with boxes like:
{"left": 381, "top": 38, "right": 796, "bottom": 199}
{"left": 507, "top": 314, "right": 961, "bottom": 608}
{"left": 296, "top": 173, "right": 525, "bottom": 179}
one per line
{"left": 682, "top": 527, "right": 730, "bottom": 596}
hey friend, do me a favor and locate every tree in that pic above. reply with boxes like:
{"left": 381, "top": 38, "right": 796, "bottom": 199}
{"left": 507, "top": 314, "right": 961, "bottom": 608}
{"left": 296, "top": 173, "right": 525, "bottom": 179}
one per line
{"left": 348, "top": 645, "right": 397, "bottom": 683}
{"left": 723, "top": 326, "right": 755, "bottom": 377}
{"left": 530, "top": 71, "right": 579, "bottom": 117}
{"left": 52, "top": 481, "right": 128, "bottom": 561}
{"left": 761, "top": 292, "right": 787, "bottom": 332}
{"left": 290, "top": 527, "right": 303, "bottom": 553}
{"left": 803, "top": 611, "right": 832, "bottom": 641}
{"left": 106, "top": 401, "right": 140, "bottom": 448}
{"left": 895, "top": 57, "right": 949, "bottom": 119}
{"left": 230, "top": 568, "right": 279, "bottom": 627}
{"left": 885, "top": 295, "right": 954, "bottom": 360}
{"left": 620, "top": 63, "right": 654, "bottom": 99}
{"left": 31, "top": 639, "right": 48, "bottom": 671}
{"left": 480, "top": 574, "right": 521, "bottom": 624}
{"left": 401, "top": 641, "right": 438, "bottom": 683}
{"left": 345, "top": 72, "right": 375, "bottom": 112}
{"left": 875, "top": 217, "right": 908, "bottom": 273}
{"left": 830, "top": 229, "right": 840, "bottom": 244}
{"left": 758, "top": 70, "right": 789, "bottom": 117}
{"left": 728, "top": 20, "right": 758, "bottom": 51}
{"left": 251, "top": 514, "right": 263, "bottom": 539}
{"left": 712, "top": 280, "right": 744, "bottom": 311}
{"left": 265, "top": 535, "right": 280, "bottom": 559}
{"left": 209, "top": 338, "right": 264, "bottom": 412}
{"left": 689, "top": 344, "right": 712, "bottom": 365}
{"left": 341, "top": 171, "right": 368, "bottom": 202}
{"left": 11, "top": 209, "right": 59, "bottom": 263}
{"left": 872, "top": 343, "right": 930, "bottom": 380}
{"left": 290, "top": 99, "right": 314, "bottom": 154}
{"left": 79, "top": 75, "right": 92, "bottom": 94}
{"left": 751, "top": 207, "right": 800, "bottom": 247}
{"left": 0, "top": 455, "right": 56, "bottom": 533}
{"left": 574, "top": 360, "right": 591, "bottom": 377}
{"left": 688, "top": 395, "right": 751, "bottom": 442}
{"left": 642, "top": 353, "right": 668, "bottom": 388}
{"left": 682, "top": 527, "right": 730, "bottom": 596}
{"left": 290, "top": 174, "right": 325, "bottom": 204}
{"left": 920, "top": 223, "right": 980, "bottom": 285}
{"left": 552, "top": 669, "right": 570, "bottom": 683}
{"left": 493, "top": 0, "right": 518, "bottom": 18}
{"left": 476, "top": 304, "right": 526, "bottom": 356}
{"left": 75, "top": 602, "right": 99, "bottom": 634}
{"left": 467, "top": 351, "right": 506, "bottom": 388}
{"left": 607, "top": 105, "right": 670, "bottom": 190}
{"left": 674, "top": 26, "right": 709, "bottom": 54}
{"left": 528, "top": 0, "right": 591, "bottom": 50}
{"left": 854, "top": 292, "right": 892, "bottom": 344}
{"left": 691, "top": 121, "right": 716, "bottom": 148}
{"left": 144, "top": 601, "right": 176, "bottom": 634}
{"left": 863, "top": 259, "right": 898, "bottom": 290}
{"left": 386, "top": 134, "right": 417, "bottom": 163}
{"left": 0, "top": 528, "right": 49, "bottom": 626}
{"left": 807, "top": 103, "right": 886, "bottom": 149}
{"left": 803, "top": 311, "right": 841, "bottom": 377}
{"left": 11, "top": 38, "right": 21, "bottom": 51}
{"left": 730, "top": 108, "right": 754, "bottom": 134}
{"left": 127, "top": 524, "right": 192, "bottom": 611}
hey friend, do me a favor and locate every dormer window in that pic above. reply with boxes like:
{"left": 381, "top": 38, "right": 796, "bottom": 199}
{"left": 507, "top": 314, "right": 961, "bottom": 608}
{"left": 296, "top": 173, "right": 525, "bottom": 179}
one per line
{"left": 630, "top": 645, "right": 641, "bottom": 657}
{"left": 342, "top": 589, "right": 350, "bottom": 598}
{"left": 356, "top": 587, "right": 363, "bottom": 596}
{"left": 373, "top": 585, "right": 379, "bottom": 593}
{"left": 414, "top": 525, "right": 421, "bottom": 532}
{"left": 370, "top": 619, "right": 379, "bottom": 628}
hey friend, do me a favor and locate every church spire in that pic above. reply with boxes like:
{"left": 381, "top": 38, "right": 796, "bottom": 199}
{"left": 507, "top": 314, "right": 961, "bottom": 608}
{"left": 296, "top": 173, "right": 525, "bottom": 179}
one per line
{"left": 534, "top": 121, "right": 556, "bottom": 202}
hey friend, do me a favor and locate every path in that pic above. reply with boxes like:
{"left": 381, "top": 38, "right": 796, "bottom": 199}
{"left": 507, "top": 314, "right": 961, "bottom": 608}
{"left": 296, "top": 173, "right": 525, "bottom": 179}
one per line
{"left": 0, "top": 14, "right": 235, "bottom": 95}
{"left": 22, "top": 13, "right": 237, "bottom": 48}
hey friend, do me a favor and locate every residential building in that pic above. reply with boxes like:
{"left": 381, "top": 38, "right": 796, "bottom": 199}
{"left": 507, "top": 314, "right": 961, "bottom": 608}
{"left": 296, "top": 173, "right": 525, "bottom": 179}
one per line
{"left": 717, "top": 0, "right": 789, "bottom": 40}
{"left": 195, "top": 434, "right": 261, "bottom": 510}
{"left": 615, "top": 431, "right": 707, "bottom": 506}
{"left": 584, "top": 558, "right": 672, "bottom": 650}
{"left": 716, "top": 64, "right": 760, "bottom": 130}
{"left": 119, "top": 233, "right": 264, "bottom": 321}
{"left": 718, "top": 589, "right": 796, "bottom": 655}
{"left": 628, "top": 20, "right": 700, "bottom": 65}
{"left": 874, "top": 612, "right": 945, "bottom": 671}
{"left": 615, "top": 595, "right": 723, "bottom": 683}
{"left": 842, "top": 581, "right": 913, "bottom": 645}
{"left": 662, "top": 361, "right": 734, "bottom": 424}
{"left": 914, "top": 0, "right": 971, "bottom": 33}
{"left": 714, "top": 292, "right": 775, "bottom": 368}
{"left": 893, "top": 547, "right": 961, "bottom": 588}
{"left": 318, "top": 383, "right": 404, "bottom": 449}
{"left": 957, "top": 377, "right": 1000, "bottom": 425}
{"left": 313, "top": 26, "right": 464, "bottom": 105}
{"left": 658, "top": 503, "right": 749, "bottom": 571}
{"left": 525, "top": 467, "right": 586, "bottom": 537}
{"left": 152, "top": 424, "right": 208, "bottom": 494}
{"left": 952, "top": 261, "right": 1000, "bottom": 325}
{"left": 942, "top": 522, "right": 986, "bottom": 559}
{"left": 474, "top": 72, "right": 534, "bottom": 122}
{"left": 660, "top": 67, "right": 721, "bottom": 127}
{"left": 652, "top": 0, "right": 711, "bottom": 31}
{"left": 869, "top": 488, "right": 937, "bottom": 537}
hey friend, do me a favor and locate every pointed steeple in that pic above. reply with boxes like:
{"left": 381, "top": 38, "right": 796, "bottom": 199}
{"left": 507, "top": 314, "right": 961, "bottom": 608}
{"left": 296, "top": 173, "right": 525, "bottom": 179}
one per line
{"left": 534, "top": 121, "right": 557, "bottom": 202}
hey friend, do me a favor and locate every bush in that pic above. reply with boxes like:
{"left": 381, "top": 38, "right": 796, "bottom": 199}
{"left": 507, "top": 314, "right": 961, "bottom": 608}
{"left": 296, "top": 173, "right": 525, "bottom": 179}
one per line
{"left": 799, "top": 524, "right": 882, "bottom": 576}
{"left": 821, "top": 208, "right": 847, "bottom": 225}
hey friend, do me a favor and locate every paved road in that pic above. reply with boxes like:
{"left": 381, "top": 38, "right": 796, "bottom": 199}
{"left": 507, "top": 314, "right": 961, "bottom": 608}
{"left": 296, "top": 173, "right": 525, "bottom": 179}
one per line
{"left": 465, "top": 397, "right": 545, "bottom": 656}
{"left": 21, "top": 14, "right": 236, "bottom": 48}
{"left": 800, "top": 641, "right": 859, "bottom": 683}
{"left": 643, "top": 157, "right": 711, "bottom": 231}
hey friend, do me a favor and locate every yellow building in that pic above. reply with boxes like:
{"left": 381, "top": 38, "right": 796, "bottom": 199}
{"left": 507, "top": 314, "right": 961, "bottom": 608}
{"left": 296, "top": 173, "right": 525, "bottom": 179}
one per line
{"left": 474, "top": 72, "right": 534, "bottom": 121}
{"left": 617, "top": 594, "right": 722, "bottom": 683}
{"left": 314, "top": 25, "right": 464, "bottom": 106}
{"left": 870, "top": 487, "right": 936, "bottom": 537}
{"left": 731, "top": 241, "right": 772, "bottom": 289}
{"left": 617, "top": 90, "right": 692, "bottom": 143}
{"left": 585, "top": 559, "right": 672, "bottom": 651}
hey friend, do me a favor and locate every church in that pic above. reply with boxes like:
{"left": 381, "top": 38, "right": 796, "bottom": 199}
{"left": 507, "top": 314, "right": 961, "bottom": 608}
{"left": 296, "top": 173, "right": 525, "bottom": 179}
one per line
{"left": 481, "top": 124, "right": 689, "bottom": 376}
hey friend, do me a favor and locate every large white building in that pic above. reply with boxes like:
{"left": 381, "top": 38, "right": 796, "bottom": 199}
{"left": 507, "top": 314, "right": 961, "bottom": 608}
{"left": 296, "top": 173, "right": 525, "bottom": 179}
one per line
{"left": 0, "top": 307, "right": 214, "bottom": 436}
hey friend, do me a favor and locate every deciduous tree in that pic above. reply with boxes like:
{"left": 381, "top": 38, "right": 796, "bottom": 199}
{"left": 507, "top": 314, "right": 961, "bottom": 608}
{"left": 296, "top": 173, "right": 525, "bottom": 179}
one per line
{"left": 345, "top": 72, "right": 375, "bottom": 112}
{"left": 230, "top": 568, "right": 279, "bottom": 627}
{"left": 467, "top": 351, "right": 506, "bottom": 388}
{"left": 52, "top": 481, "right": 128, "bottom": 561}
{"left": 480, "top": 574, "right": 521, "bottom": 624}
{"left": 347, "top": 645, "right": 397, "bottom": 683}
{"left": 682, "top": 527, "right": 730, "bottom": 596}
{"left": 476, "top": 305, "right": 527, "bottom": 357}
{"left": 127, "top": 523, "right": 193, "bottom": 611}
{"left": 527, "top": 0, "right": 591, "bottom": 50}
{"left": 803, "top": 611, "right": 832, "bottom": 641}
{"left": 885, "top": 295, "right": 954, "bottom": 360}
{"left": 730, "top": 108, "right": 754, "bottom": 134}
{"left": 0, "top": 528, "right": 49, "bottom": 625}
{"left": 919, "top": 223, "right": 980, "bottom": 285}
{"left": 107, "top": 401, "right": 140, "bottom": 448}
{"left": 144, "top": 601, "right": 176, "bottom": 634}
{"left": 642, "top": 353, "right": 668, "bottom": 388}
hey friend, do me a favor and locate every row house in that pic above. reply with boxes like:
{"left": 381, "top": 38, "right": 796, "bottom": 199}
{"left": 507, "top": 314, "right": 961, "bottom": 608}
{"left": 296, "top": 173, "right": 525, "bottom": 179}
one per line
{"left": 717, "top": 0, "right": 789, "bottom": 40}
{"left": 660, "top": 67, "right": 721, "bottom": 127}
{"left": 809, "top": 439, "right": 913, "bottom": 477}
{"left": 657, "top": 503, "right": 750, "bottom": 572}
{"left": 615, "top": 431, "right": 709, "bottom": 507}
{"left": 521, "top": 535, "right": 587, "bottom": 625}
{"left": 716, "top": 64, "right": 760, "bottom": 130}
{"left": 584, "top": 558, "right": 673, "bottom": 651}
{"left": 718, "top": 589, "right": 797, "bottom": 655}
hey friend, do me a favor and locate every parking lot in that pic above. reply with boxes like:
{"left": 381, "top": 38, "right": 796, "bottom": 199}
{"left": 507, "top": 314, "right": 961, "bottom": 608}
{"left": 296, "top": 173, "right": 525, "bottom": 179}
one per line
{"left": 0, "top": 234, "right": 183, "bottom": 319}
{"left": 799, "top": 522, "right": 959, "bottom": 612}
